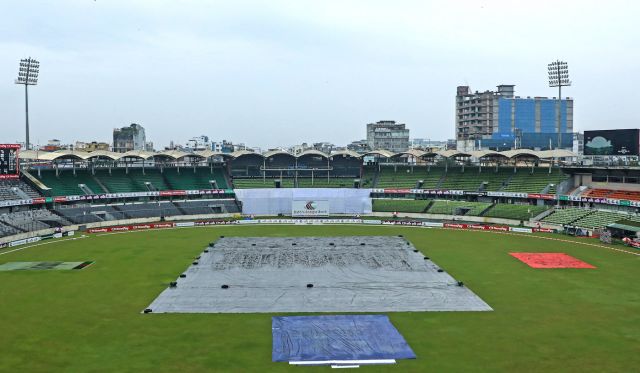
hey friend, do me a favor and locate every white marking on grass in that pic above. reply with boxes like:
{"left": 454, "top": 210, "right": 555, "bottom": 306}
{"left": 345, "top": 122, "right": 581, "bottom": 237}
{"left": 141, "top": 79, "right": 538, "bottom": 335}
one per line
{"left": 0, "top": 235, "right": 88, "bottom": 256}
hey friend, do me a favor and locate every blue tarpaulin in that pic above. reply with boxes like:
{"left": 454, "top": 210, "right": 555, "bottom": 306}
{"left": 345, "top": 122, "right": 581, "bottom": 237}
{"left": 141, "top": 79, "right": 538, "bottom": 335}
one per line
{"left": 272, "top": 315, "right": 416, "bottom": 362}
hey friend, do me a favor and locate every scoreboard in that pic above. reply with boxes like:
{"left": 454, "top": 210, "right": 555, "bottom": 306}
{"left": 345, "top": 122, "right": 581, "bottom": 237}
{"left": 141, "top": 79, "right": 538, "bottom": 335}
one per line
{"left": 0, "top": 144, "right": 20, "bottom": 180}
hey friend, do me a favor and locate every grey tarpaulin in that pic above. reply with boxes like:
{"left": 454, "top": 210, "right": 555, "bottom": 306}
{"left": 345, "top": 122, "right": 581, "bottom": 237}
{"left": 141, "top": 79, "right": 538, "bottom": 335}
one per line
{"left": 145, "top": 236, "right": 492, "bottom": 313}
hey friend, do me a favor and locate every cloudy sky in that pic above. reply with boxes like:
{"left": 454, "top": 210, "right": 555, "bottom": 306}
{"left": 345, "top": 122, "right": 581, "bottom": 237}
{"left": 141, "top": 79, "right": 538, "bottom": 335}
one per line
{"left": 1, "top": 0, "right": 638, "bottom": 149}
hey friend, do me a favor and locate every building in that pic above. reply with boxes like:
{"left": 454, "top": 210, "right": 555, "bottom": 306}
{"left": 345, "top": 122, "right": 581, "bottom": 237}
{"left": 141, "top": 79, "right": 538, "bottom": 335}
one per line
{"left": 41, "top": 139, "right": 63, "bottom": 151}
{"left": 113, "top": 123, "right": 146, "bottom": 153}
{"left": 186, "top": 135, "right": 210, "bottom": 151}
{"left": 75, "top": 141, "right": 110, "bottom": 152}
{"left": 455, "top": 85, "right": 573, "bottom": 151}
{"left": 347, "top": 139, "right": 369, "bottom": 153}
{"left": 366, "top": 120, "right": 410, "bottom": 152}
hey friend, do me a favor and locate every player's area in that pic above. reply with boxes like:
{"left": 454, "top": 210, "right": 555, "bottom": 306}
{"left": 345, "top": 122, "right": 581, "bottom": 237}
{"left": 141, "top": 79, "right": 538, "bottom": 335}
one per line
{"left": 509, "top": 253, "right": 596, "bottom": 268}
{"left": 272, "top": 315, "right": 415, "bottom": 368}
{"left": 145, "top": 236, "right": 492, "bottom": 313}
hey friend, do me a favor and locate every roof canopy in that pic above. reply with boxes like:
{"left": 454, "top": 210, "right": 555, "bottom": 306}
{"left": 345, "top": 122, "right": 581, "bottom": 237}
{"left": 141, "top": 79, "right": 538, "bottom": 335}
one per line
{"left": 297, "top": 149, "right": 329, "bottom": 159}
{"left": 363, "top": 150, "right": 396, "bottom": 158}
{"left": 18, "top": 148, "right": 579, "bottom": 162}
{"left": 329, "top": 150, "right": 362, "bottom": 159}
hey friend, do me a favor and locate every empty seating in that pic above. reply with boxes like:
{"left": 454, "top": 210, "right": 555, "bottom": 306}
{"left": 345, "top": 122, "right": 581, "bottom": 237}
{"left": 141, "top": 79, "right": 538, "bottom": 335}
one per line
{"left": 439, "top": 169, "right": 490, "bottom": 191}
{"left": 582, "top": 189, "right": 613, "bottom": 199}
{"left": 163, "top": 168, "right": 228, "bottom": 190}
{"left": 0, "top": 209, "right": 71, "bottom": 233}
{"left": 296, "top": 178, "right": 354, "bottom": 188}
{"left": 232, "top": 178, "right": 295, "bottom": 188}
{"left": 541, "top": 208, "right": 592, "bottom": 225}
{"left": 503, "top": 168, "right": 568, "bottom": 194}
{"left": 483, "top": 204, "right": 550, "bottom": 220}
{"left": 126, "top": 169, "right": 170, "bottom": 191}
{"left": 0, "top": 179, "right": 41, "bottom": 200}
{"left": 374, "top": 166, "right": 434, "bottom": 189}
{"left": 426, "top": 200, "right": 491, "bottom": 216}
{"left": 36, "top": 169, "right": 106, "bottom": 196}
{"left": 372, "top": 199, "right": 430, "bottom": 213}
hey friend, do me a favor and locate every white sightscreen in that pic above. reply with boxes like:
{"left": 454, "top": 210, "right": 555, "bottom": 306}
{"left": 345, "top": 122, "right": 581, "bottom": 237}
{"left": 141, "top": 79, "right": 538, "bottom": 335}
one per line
{"left": 234, "top": 188, "right": 372, "bottom": 216}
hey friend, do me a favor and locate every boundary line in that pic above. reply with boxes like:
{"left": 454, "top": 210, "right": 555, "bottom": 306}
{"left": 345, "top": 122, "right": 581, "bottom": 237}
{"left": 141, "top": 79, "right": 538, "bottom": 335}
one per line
{"left": 2, "top": 223, "right": 639, "bottom": 257}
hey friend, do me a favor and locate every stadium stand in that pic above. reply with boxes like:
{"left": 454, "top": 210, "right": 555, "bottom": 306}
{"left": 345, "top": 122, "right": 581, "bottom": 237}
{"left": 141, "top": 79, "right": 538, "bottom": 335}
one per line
{"left": 374, "top": 166, "right": 435, "bottom": 189}
{"left": 503, "top": 168, "right": 568, "bottom": 194}
{"left": 163, "top": 167, "right": 228, "bottom": 190}
{"left": 372, "top": 199, "right": 430, "bottom": 213}
{"left": 541, "top": 208, "right": 592, "bottom": 225}
{"left": 296, "top": 178, "right": 354, "bottom": 188}
{"left": 483, "top": 204, "right": 549, "bottom": 220}
{"left": 124, "top": 169, "right": 171, "bottom": 191}
{"left": 0, "top": 179, "right": 41, "bottom": 200}
{"left": 232, "top": 178, "right": 295, "bottom": 188}
{"left": 54, "top": 199, "right": 240, "bottom": 224}
{"left": 426, "top": 200, "right": 491, "bottom": 216}
{"left": 583, "top": 189, "right": 640, "bottom": 202}
{"left": 439, "top": 168, "right": 486, "bottom": 192}
{"left": 36, "top": 169, "right": 106, "bottom": 196}
{"left": 0, "top": 209, "right": 71, "bottom": 233}
{"left": 0, "top": 221, "right": 21, "bottom": 237}
{"left": 94, "top": 169, "right": 146, "bottom": 193}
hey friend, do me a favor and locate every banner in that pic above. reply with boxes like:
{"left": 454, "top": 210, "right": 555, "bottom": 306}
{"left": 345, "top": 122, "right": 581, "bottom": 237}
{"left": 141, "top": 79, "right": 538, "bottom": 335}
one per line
{"left": 510, "top": 227, "right": 533, "bottom": 233}
{"left": 86, "top": 222, "right": 174, "bottom": 233}
{"left": 292, "top": 200, "right": 330, "bottom": 217}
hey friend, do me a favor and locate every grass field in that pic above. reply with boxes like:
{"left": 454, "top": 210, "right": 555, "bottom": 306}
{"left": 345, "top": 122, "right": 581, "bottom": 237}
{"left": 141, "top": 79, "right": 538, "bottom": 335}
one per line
{"left": 0, "top": 225, "right": 639, "bottom": 372}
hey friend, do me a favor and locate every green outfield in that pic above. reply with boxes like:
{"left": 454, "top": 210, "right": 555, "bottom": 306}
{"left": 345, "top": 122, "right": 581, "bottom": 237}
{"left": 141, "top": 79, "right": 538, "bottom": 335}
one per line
{"left": 0, "top": 225, "right": 638, "bottom": 372}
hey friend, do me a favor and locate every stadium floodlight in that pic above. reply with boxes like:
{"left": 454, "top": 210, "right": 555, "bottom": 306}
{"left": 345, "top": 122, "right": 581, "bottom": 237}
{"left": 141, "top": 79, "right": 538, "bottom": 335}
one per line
{"left": 548, "top": 60, "right": 571, "bottom": 149}
{"left": 15, "top": 57, "right": 40, "bottom": 150}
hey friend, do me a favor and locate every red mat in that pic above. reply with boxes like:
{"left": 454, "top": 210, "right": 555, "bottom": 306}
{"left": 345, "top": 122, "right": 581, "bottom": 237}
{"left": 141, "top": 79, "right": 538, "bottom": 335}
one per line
{"left": 509, "top": 253, "right": 596, "bottom": 269}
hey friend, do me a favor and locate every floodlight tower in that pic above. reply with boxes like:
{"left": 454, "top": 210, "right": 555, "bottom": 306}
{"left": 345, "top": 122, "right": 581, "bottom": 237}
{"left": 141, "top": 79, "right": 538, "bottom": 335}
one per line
{"left": 548, "top": 60, "right": 571, "bottom": 149}
{"left": 15, "top": 57, "right": 40, "bottom": 150}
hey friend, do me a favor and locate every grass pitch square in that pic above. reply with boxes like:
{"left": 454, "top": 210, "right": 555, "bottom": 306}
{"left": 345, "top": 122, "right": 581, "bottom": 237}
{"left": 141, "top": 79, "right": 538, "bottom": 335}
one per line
{"left": 509, "top": 253, "right": 596, "bottom": 269}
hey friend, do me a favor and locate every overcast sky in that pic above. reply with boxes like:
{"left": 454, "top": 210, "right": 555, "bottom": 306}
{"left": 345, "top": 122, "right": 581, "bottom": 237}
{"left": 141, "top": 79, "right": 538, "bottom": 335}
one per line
{"left": 1, "top": 0, "right": 638, "bottom": 149}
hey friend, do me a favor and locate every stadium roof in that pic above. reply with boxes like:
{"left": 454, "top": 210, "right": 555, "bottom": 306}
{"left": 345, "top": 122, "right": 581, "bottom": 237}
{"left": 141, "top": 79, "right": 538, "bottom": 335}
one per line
{"left": 18, "top": 148, "right": 580, "bottom": 162}
{"left": 297, "top": 149, "right": 329, "bottom": 158}
{"left": 537, "top": 149, "right": 578, "bottom": 158}
{"left": 500, "top": 149, "right": 540, "bottom": 159}
{"left": 394, "top": 149, "right": 427, "bottom": 158}
{"left": 120, "top": 150, "right": 156, "bottom": 160}
{"left": 263, "top": 149, "right": 295, "bottom": 159}
{"left": 230, "top": 150, "right": 261, "bottom": 158}
{"left": 436, "top": 149, "right": 472, "bottom": 158}
{"left": 83, "top": 150, "right": 122, "bottom": 160}
{"left": 155, "top": 150, "right": 203, "bottom": 160}
{"left": 468, "top": 150, "right": 508, "bottom": 159}
{"left": 194, "top": 150, "right": 231, "bottom": 159}
{"left": 363, "top": 150, "right": 396, "bottom": 158}
{"left": 329, "top": 150, "right": 362, "bottom": 159}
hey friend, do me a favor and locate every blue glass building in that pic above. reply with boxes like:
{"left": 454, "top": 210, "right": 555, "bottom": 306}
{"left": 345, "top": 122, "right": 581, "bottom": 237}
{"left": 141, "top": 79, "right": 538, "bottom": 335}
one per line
{"left": 456, "top": 85, "right": 573, "bottom": 151}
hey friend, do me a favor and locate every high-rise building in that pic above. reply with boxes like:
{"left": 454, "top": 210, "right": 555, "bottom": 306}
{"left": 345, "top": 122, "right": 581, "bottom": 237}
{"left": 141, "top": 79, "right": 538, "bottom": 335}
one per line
{"left": 113, "top": 123, "right": 146, "bottom": 153}
{"left": 366, "top": 120, "right": 410, "bottom": 152}
{"left": 455, "top": 85, "right": 573, "bottom": 151}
